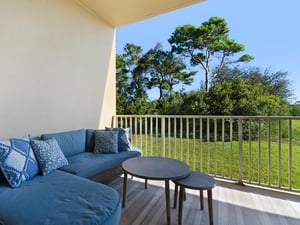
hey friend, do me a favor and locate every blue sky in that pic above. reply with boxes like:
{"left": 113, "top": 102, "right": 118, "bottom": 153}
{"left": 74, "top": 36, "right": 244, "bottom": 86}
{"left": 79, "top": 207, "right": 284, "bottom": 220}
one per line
{"left": 116, "top": 0, "right": 300, "bottom": 102}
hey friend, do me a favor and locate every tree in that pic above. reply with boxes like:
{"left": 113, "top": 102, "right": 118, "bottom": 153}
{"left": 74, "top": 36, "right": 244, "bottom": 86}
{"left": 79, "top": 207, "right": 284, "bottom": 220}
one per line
{"left": 180, "top": 91, "right": 208, "bottom": 115}
{"left": 140, "top": 43, "right": 196, "bottom": 102}
{"left": 168, "top": 16, "right": 253, "bottom": 92}
{"left": 116, "top": 43, "right": 152, "bottom": 114}
{"left": 206, "top": 79, "right": 290, "bottom": 116}
{"left": 214, "top": 66, "right": 292, "bottom": 101}
{"left": 116, "top": 54, "right": 130, "bottom": 114}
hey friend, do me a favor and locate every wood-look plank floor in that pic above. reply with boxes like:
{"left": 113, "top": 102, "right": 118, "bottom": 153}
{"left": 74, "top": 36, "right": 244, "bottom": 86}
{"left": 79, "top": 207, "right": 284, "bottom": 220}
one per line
{"left": 105, "top": 176, "right": 300, "bottom": 225}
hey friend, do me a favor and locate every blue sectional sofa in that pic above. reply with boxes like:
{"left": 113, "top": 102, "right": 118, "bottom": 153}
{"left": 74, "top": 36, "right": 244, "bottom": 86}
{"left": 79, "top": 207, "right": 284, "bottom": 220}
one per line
{"left": 0, "top": 128, "right": 141, "bottom": 225}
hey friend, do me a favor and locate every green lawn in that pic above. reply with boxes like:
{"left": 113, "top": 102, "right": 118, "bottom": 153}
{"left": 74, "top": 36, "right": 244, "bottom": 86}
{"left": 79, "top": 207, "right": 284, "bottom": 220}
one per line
{"left": 131, "top": 134, "right": 300, "bottom": 191}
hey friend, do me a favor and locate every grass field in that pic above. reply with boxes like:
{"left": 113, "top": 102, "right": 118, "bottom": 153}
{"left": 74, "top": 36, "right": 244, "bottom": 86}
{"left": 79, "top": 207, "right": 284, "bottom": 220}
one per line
{"left": 131, "top": 134, "right": 300, "bottom": 191}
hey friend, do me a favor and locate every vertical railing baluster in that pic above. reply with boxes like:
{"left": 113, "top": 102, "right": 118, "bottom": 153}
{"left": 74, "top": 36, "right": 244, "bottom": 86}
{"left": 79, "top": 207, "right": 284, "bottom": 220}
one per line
{"left": 278, "top": 119, "right": 282, "bottom": 188}
{"left": 230, "top": 119, "right": 233, "bottom": 179}
{"left": 140, "top": 117, "right": 143, "bottom": 152}
{"left": 200, "top": 118, "right": 203, "bottom": 172}
{"left": 174, "top": 118, "right": 177, "bottom": 160}
{"left": 207, "top": 118, "right": 210, "bottom": 174}
{"left": 193, "top": 117, "right": 196, "bottom": 171}
{"left": 156, "top": 117, "right": 158, "bottom": 156}
{"left": 214, "top": 118, "right": 217, "bottom": 176}
{"left": 161, "top": 117, "right": 165, "bottom": 157}
{"left": 248, "top": 119, "right": 252, "bottom": 183}
{"left": 258, "top": 120, "right": 261, "bottom": 184}
{"left": 145, "top": 116, "right": 148, "bottom": 156}
{"left": 168, "top": 117, "right": 171, "bottom": 158}
{"left": 129, "top": 117, "right": 133, "bottom": 145}
{"left": 150, "top": 117, "right": 153, "bottom": 157}
{"left": 222, "top": 118, "right": 225, "bottom": 178}
{"left": 288, "top": 119, "right": 292, "bottom": 190}
{"left": 180, "top": 118, "right": 183, "bottom": 161}
{"left": 267, "top": 119, "right": 271, "bottom": 186}
{"left": 238, "top": 118, "right": 243, "bottom": 185}
{"left": 186, "top": 118, "right": 189, "bottom": 165}
{"left": 134, "top": 117, "right": 138, "bottom": 147}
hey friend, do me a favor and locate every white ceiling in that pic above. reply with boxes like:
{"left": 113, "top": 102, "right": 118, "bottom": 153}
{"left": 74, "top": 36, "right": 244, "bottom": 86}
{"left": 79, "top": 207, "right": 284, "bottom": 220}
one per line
{"left": 77, "top": 0, "right": 205, "bottom": 27}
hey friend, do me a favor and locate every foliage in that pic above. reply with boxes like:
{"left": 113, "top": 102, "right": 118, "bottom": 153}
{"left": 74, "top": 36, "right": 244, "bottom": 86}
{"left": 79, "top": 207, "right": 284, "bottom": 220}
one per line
{"left": 290, "top": 104, "right": 300, "bottom": 116}
{"left": 156, "top": 92, "right": 184, "bottom": 115}
{"left": 206, "top": 78, "right": 290, "bottom": 116}
{"left": 214, "top": 66, "right": 292, "bottom": 101}
{"left": 180, "top": 91, "right": 208, "bottom": 115}
{"left": 139, "top": 43, "right": 197, "bottom": 102}
{"left": 168, "top": 16, "right": 253, "bottom": 91}
{"left": 116, "top": 43, "right": 157, "bottom": 114}
{"left": 116, "top": 18, "right": 293, "bottom": 117}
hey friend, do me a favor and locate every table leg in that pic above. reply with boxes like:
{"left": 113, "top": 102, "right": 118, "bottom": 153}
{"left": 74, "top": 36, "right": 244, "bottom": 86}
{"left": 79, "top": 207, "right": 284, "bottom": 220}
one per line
{"left": 178, "top": 186, "right": 184, "bottom": 225}
{"left": 122, "top": 172, "right": 128, "bottom": 208}
{"left": 173, "top": 183, "right": 178, "bottom": 208}
{"left": 165, "top": 180, "right": 171, "bottom": 225}
{"left": 200, "top": 189, "right": 204, "bottom": 210}
{"left": 207, "top": 189, "right": 214, "bottom": 225}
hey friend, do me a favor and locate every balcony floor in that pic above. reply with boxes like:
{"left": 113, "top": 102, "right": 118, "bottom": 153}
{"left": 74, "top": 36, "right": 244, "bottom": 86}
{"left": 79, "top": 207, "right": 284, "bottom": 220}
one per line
{"left": 105, "top": 176, "right": 300, "bottom": 225}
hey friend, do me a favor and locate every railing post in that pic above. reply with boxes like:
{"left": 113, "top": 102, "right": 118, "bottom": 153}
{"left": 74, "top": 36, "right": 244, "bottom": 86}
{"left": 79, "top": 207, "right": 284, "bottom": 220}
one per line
{"left": 238, "top": 118, "right": 243, "bottom": 185}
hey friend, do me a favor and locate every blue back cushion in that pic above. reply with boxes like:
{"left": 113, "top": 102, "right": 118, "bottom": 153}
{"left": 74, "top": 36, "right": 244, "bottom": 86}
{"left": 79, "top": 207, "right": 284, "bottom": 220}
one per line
{"left": 86, "top": 129, "right": 96, "bottom": 152}
{"left": 86, "top": 129, "right": 106, "bottom": 152}
{"left": 41, "top": 129, "right": 86, "bottom": 157}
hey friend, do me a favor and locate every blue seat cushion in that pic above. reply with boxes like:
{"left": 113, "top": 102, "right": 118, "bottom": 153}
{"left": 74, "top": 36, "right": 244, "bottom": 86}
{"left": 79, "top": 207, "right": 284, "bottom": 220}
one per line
{"left": 60, "top": 151, "right": 141, "bottom": 178}
{"left": 0, "top": 170, "right": 121, "bottom": 225}
{"left": 41, "top": 129, "right": 86, "bottom": 157}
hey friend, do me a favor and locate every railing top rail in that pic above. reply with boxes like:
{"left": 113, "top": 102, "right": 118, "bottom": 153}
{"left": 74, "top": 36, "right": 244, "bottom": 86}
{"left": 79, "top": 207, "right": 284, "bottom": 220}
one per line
{"left": 114, "top": 115, "right": 300, "bottom": 120}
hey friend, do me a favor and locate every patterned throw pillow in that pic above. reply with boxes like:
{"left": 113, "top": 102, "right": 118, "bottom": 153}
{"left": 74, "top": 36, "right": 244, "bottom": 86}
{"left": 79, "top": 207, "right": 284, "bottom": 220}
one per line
{"left": 105, "top": 127, "right": 132, "bottom": 152}
{"left": 0, "top": 135, "right": 39, "bottom": 188}
{"left": 30, "top": 138, "right": 68, "bottom": 175}
{"left": 94, "top": 130, "right": 118, "bottom": 154}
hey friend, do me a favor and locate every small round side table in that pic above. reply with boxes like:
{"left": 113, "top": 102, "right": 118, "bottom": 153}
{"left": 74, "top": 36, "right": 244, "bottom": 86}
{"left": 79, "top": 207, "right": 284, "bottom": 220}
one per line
{"left": 173, "top": 171, "right": 216, "bottom": 225}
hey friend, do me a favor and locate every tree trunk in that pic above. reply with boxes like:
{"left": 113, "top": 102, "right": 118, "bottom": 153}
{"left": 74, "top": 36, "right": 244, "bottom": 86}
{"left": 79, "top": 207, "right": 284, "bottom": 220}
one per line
{"left": 205, "top": 70, "right": 209, "bottom": 92}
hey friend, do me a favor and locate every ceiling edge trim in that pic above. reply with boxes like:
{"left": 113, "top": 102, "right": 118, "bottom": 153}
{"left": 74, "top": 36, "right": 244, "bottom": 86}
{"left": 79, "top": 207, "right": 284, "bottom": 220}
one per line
{"left": 74, "top": 0, "right": 115, "bottom": 27}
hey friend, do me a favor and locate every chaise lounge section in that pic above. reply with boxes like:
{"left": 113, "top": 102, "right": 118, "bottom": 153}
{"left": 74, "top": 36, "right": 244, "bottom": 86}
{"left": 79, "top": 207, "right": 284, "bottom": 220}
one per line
{"left": 0, "top": 128, "right": 141, "bottom": 225}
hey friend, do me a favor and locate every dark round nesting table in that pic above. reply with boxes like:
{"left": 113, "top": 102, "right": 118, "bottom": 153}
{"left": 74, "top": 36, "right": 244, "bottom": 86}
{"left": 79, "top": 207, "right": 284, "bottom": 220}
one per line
{"left": 122, "top": 156, "right": 190, "bottom": 225}
{"left": 173, "top": 171, "right": 216, "bottom": 225}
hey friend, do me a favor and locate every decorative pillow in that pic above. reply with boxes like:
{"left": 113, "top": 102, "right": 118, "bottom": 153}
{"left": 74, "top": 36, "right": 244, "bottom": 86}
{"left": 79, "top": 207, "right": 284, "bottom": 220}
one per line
{"left": 30, "top": 138, "right": 68, "bottom": 175}
{"left": 0, "top": 135, "right": 39, "bottom": 188}
{"left": 94, "top": 130, "right": 118, "bottom": 154}
{"left": 105, "top": 127, "right": 132, "bottom": 152}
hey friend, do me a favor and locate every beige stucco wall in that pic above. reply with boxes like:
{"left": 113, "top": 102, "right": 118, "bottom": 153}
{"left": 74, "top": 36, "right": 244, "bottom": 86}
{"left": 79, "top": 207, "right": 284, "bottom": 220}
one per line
{"left": 0, "top": 0, "right": 116, "bottom": 139}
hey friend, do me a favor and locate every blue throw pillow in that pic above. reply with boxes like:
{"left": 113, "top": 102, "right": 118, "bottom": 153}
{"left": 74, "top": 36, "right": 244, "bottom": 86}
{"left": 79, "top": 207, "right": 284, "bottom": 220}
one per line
{"left": 0, "top": 135, "right": 39, "bottom": 188}
{"left": 105, "top": 127, "right": 132, "bottom": 152}
{"left": 94, "top": 130, "right": 118, "bottom": 154}
{"left": 30, "top": 138, "right": 68, "bottom": 175}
